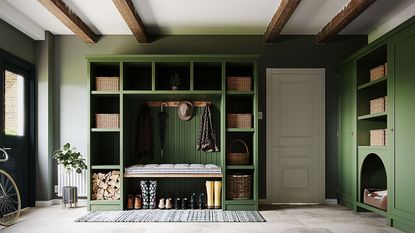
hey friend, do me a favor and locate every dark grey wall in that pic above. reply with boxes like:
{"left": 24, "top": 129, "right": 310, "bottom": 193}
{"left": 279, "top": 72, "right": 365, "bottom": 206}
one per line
{"left": 54, "top": 34, "right": 367, "bottom": 199}
{"left": 0, "top": 19, "right": 35, "bottom": 63}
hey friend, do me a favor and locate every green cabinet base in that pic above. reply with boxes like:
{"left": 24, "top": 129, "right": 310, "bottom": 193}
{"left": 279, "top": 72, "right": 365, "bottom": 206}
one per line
{"left": 224, "top": 204, "right": 257, "bottom": 211}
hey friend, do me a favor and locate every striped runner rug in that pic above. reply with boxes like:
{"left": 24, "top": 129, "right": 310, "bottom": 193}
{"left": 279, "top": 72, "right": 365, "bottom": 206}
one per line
{"left": 76, "top": 210, "right": 265, "bottom": 222}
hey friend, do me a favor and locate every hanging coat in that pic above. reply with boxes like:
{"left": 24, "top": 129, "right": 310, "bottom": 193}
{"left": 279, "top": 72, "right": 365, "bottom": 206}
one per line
{"left": 196, "top": 105, "right": 219, "bottom": 152}
{"left": 135, "top": 103, "right": 154, "bottom": 159}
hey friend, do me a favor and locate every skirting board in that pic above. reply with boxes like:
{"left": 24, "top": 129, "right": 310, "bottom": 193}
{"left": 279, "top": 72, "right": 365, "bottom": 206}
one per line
{"left": 35, "top": 199, "right": 87, "bottom": 207}
{"left": 258, "top": 199, "right": 338, "bottom": 205}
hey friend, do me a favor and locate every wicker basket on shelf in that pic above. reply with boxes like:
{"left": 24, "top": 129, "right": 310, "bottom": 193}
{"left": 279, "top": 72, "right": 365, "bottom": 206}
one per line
{"left": 226, "top": 174, "right": 252, "bottom": 199}
{"left": 95, "top": 114, "right": 119, "bottom": 128}
{"left": 227, "top": 139, "right": 250, "bottom": 165}
{"left": 227, "top": 114, "right": 252, "bottom": 128}
{"left": 370, "top": 129, "right": 387, "bottom": 146}
{"left": 227, "top": 77, "right": 252, "bottom": 91}
{"left": 370, "top": 97, "right": 387, "bottom": 114}
{"left": 95, "top": 77, "right": 119, "bottom": 91}
{"left": 369, "top": 64, "right": 386, "bottom": 82}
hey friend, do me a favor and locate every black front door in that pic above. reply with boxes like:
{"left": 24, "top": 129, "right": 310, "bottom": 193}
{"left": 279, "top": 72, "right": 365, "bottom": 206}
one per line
{"left": 0, "top": 50, "right": 35, "bottom": 208}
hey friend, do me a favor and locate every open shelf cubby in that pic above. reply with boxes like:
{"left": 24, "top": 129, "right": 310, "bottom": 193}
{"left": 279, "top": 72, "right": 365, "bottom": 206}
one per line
{"left": 226, "top": 132, "right": 253, "bottom": 166}
{"left": 225, "top": 62, "right": 254, "bottom": 79}
{"left": 193, "top": 62, "right": 223, "bottom": 90}
{"left": 356, "top": 45, "right": 387, "bottom": 86}
{"left": 155, "top": 62, "right": 190, "bottom": 90}
{"left": 90, "top": 132, "right": 120, "bottom": 166}
{"left": 123, "top": 62, "right": 152, "bottom": 90}
{"left": 90, "top": 62, "right": 120, "bottom": 91}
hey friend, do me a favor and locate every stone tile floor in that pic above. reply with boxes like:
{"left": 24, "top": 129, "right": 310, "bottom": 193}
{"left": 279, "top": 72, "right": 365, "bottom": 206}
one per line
{"left": 0, "top": 204, "right": 404, "bottom": 233}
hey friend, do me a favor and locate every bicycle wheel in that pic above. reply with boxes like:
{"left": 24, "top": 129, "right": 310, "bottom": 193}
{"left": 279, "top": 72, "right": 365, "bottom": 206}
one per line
{"left": 0, "top": 170, "right": 21, "bottom": 226}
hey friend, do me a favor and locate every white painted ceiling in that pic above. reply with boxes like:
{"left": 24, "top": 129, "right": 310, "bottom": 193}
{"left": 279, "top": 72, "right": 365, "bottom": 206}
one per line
{"left": 1, "top": 0, "right": 415, "bottom": 40}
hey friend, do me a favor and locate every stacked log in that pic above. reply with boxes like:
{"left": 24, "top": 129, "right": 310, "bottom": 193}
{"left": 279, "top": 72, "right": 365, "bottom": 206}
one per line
{"left": 92, "top": 171, "right": 121, "bottom": 200}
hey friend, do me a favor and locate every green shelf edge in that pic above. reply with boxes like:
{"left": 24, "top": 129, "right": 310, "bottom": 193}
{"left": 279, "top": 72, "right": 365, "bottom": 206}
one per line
{"left": 91, "top": 165, "right": 121, "bottom": 170}
{"left": 91, "top": 128, "right": 120, "bottom": 132}
{"left": 226, "top": 128, "right": 255, "bottom": 132}
{"left": 358, "top": 77, "right": 387, "bottom": 90}
{"left": 91, "top": 91, "right": 120, "bottom": 95}
{"left": 89, "top": 200, "right": 121, "bottom": 205}
{"left": 358, "top": 145, "right": 389, "bottom": 150}
{"left": 226, "top": 165, "right": 255, "bottom": 170}
{"left": 226, "top": 91, "right": 254, "bottom": 96}
{"left": 123, "top": 90, "right": 223, "bottom": 95}
{"left": 356, "top": 202, "right": 388, "bottom": 217}
{"left": 357, "top": 112, "right": 387, "bottom": 120}
{"left": 224, "top": 199, "right": 257, "bottom": 204}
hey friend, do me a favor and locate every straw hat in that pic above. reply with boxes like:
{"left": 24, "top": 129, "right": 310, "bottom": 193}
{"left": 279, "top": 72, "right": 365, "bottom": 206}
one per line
{"left": 177, "top": 101, "right": 193, "bottom": 121}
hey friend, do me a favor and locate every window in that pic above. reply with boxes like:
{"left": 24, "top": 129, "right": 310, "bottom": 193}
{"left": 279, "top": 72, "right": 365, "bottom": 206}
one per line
{"left": 4, "top": 70, "right": 24, "bottom": 136}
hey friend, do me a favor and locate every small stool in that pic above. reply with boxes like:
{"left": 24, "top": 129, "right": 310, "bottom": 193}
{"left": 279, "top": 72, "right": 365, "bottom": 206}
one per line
{"left": 62, "top": 186, "right": 78, "bottom": 208}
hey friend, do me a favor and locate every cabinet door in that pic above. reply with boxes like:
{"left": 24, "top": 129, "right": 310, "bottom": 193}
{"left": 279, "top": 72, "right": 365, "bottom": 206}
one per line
{"left": 392, "top": 30, "right": 415, "bottom": 221}
{"left": 338, "top": 61, "right": 356, "bottom": 209}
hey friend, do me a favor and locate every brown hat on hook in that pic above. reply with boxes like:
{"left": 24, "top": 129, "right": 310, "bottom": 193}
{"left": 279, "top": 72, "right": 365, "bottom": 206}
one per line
{"left": 177, "top": 101, "right": 193, "bottom": 121}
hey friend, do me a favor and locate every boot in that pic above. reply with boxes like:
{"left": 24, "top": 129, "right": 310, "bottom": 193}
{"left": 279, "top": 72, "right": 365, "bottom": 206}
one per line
{"left": 190, "top": 193, "right": 196, "bottom": 209}
{"left": 158, "top": 198, "right": 165, "bottom": 209}
{"left": 182, "top": 198, "right": 188, "bottom": 210}
{"left": 127, "top": 194, "right": 134, "bottom": 209}
{"left": 148, "top": 180, "right": 157, "bottom": 209}
{"left": 134, "top": 194, "right": 142, "bottom": 209}
{"left": 174, "top": 198, "right": 181, "bottom": 210}
{"left": 198, "top": 193, "right": 205, "bottom": 209}
{"left": 140, "top": 180, "right": 149, "bottom": 209}
{"left": 165, "top": 198, "right": 173, "bottom": 209}
{"left": 214, "top": 181, "right": 222, "bottom": 209}
{"left": 205, "top": 181, "right": 214, "bottom": 209}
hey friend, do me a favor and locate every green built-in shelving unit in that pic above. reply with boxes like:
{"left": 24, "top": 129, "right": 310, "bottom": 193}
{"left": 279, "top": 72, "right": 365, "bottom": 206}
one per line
{"left": 87, "top": 55, "right": 259, "bottom": 211}
{"left": 337, "top": 16, "right": 415, "bottom": 233}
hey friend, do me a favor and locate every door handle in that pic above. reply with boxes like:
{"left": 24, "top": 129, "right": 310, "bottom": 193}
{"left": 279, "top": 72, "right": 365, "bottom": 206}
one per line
{"left": 0, "top": 147, "right": 11, "bottom": 162}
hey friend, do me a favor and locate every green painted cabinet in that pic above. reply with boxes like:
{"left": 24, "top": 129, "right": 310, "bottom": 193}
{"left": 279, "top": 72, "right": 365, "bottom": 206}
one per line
{"left": 337, "top": 16, "right": 415, "bottom": 233}
{"left": 337, "top": 61, "right": 356, "bottom": 210}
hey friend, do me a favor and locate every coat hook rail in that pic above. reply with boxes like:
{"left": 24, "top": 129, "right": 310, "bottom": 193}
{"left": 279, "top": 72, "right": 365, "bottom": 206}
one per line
{"left": 146, "top": 101, "right": 211, "bottom": 107}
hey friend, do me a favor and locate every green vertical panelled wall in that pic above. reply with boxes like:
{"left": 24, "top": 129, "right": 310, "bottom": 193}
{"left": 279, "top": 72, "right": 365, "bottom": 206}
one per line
{"left": 87, "top": 55, "right": 259, "bottom": 211}
{"left": 337, "top": 16, "right": 415, "bottom": 233}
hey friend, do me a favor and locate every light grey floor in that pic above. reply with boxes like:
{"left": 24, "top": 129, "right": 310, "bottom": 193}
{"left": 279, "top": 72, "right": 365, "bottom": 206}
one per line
{"left": 0, "top": 204, "right": 403, "bottom": 233}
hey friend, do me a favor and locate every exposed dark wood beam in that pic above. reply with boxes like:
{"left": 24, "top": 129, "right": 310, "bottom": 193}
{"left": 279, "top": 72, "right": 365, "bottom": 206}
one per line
{"left": 264, "top": 0, "right": 302, "bottom": 43}
{"left": 316, "top": 0, "right": 376, "bottom": 44}
{"left": 38, "top": 0, "right": 97, "bottom": 44}
{"left": 112, "top": 0, "right": 149, "bottom": 43}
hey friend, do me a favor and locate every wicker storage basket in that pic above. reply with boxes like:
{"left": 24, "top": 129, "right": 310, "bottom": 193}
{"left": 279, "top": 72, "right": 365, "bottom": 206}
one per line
{"left": 226, "top": 174, "right": 251, "bottom": 199}
{"left": 370, "top": 97, "right": 387, "bottom": 114}
{"left": 95, "top": 114, "right": 119, "bottom": 128}
{"left": 227, "top": 77, "right": 252, "bottom": 91}
{"left": 227, "top": 114, "right": 252, "bottom": 128}
{"left": 370, "top": 129, "right": 387, "bottom": 146}
{"left": 370, "top": 64, "right": 385, "bottom": 82}
{"left": 227, "top": 139, "right": 250, "bottom": 165}
{"left": 95, "top": 77, "right": 119, "bottom": 91}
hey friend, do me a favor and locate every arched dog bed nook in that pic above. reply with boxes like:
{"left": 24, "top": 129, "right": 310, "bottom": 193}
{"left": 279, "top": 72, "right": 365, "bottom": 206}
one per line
{"left": 360, "top": 153, "right": 387, "bottom": 210}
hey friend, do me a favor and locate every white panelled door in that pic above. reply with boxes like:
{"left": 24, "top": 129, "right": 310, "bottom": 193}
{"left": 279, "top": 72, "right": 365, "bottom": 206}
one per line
{"left": 266, "top": 69, "right": 325, "bottom": 203}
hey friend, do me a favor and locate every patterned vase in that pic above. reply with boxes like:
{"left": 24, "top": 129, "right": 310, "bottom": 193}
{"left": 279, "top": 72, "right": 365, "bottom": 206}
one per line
{"left": 140, "top": 180, "right": 149, "bottom": 209}
{"left": 148, "top": 180, "right": 157, "bottom": 209}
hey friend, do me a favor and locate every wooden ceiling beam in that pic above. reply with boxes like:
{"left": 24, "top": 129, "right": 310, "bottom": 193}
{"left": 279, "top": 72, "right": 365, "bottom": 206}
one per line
{"left": 316, "top": 0, "right": 376, "bottom": 44}
{"left": 38, "top": 0, "right": 97, "bottom": 44}
{"left": 112, "top": 0, "right": 149, "bottom": 43}
{"left": 264, "top": 0, "right": 302, "bottom": 43}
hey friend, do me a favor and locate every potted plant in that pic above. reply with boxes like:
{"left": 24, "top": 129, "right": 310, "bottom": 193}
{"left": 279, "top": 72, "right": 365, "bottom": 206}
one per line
{"left": 170, "top": 73, "right": 180, "bottom": 90}
{"left": 52, "top": 143, "right": 87, "bottom": 174}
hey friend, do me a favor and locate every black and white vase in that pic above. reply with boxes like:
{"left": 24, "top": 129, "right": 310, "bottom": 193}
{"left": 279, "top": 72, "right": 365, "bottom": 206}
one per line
{"left": 148, "top": 180, "right": 157, "bottom": 209}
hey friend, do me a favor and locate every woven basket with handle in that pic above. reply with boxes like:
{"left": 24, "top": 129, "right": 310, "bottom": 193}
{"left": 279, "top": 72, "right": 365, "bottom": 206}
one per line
{"left": 227, "top": 139, "right": 250, "bottom": 165}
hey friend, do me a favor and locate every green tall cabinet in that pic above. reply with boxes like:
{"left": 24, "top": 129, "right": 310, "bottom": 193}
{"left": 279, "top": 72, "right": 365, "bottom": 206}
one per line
{"left": 86, "top": 55, "right": 259, "bottom": 212}
{"left": 337, "top": 16, "right": 415, "bottom": 233}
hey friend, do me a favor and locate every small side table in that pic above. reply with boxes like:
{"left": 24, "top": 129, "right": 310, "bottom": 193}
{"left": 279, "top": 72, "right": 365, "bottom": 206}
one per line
{"left": 62, "top": 186, "right": 78, "bottom": 208}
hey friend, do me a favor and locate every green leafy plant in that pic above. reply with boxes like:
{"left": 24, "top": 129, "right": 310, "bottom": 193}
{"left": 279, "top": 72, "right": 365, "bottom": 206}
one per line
{"left": 169, "top": 73, "right": 181, "bottom": 87}
{"left": 52, "top": 143, "right": 87, "bottom": 174}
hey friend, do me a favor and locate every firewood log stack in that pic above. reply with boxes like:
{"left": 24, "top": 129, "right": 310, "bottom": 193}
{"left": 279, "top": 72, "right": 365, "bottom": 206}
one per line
{"left": 92, "top": 171, "right": 121, "bottom": 200}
